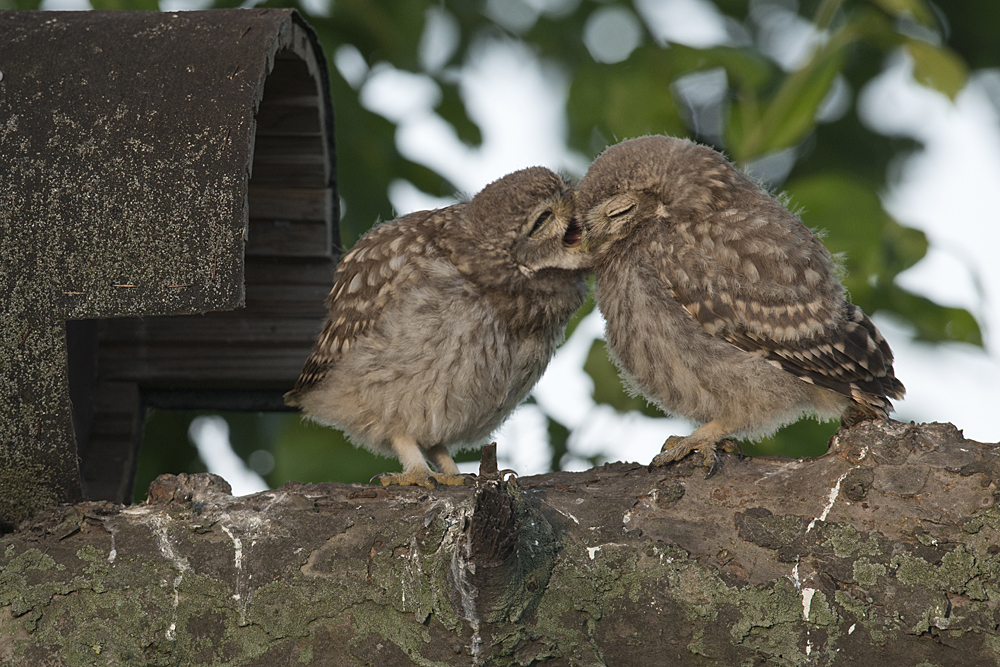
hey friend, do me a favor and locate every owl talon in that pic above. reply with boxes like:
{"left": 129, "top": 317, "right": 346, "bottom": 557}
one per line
{"left": 649, "top": 435, "right": 697, "bottom": 468}
{"left": 718, "top": 439, "right": 745, "bottom": 460}
{"left": 703, "top": 450, "right": 722, "bottom": 479}
{"left": 650, "top": 435, "right": 722, "bottom": 477}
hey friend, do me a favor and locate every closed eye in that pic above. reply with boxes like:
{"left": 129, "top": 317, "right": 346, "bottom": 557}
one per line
{"left": 530, "top": 211, "right": 553, "bottom": 236}
{"left": 606, "top": 200, "right": 636, "bottom": 217}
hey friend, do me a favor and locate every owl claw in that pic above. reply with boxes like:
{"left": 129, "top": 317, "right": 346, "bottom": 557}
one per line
{"left": 650, "top": 435, "right": 722, "bottom": 478}
{"left": 718, "top": 439, "right": 745, "bottom": 460}
{"left": 703, "top": 451, "right": 722, "bottom": 479}
{"left": 649, "top": 435, "right": 698, "bottom": 467}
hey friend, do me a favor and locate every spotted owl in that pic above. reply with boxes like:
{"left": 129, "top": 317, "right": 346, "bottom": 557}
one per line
{"left": 577, "top": 135, "right": 905, "bottom": 474}
{"left": 285, "top": 167, "right": 588, "bottom": 488}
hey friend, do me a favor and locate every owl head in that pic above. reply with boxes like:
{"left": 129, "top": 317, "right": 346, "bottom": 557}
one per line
{"left": 577, "top": 135, "right": 737, "bottom": 257}
{"left": 442, "top": 166, "right": 589, "bottom": 292}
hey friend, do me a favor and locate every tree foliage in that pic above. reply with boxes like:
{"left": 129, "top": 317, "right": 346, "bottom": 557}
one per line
{"left": 6, "top": 0, "right": 989, "bottom": 485}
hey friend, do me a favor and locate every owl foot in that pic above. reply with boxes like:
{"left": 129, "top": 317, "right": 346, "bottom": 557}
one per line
{"left": 376, "top": 471, "right": 473, "bottom": 489}
{"left": 718, "top": 439, "right": 744, "bottom": 460}
{"left": 650, "top": 435, "right": 721, "bottom": 478}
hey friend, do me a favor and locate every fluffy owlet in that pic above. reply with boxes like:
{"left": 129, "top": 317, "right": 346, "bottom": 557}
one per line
{"left": 578, "top": 136, "right": 905, "bottom": 473}
{"left": 285, "top": 167, "right": 588, "bottom": 488}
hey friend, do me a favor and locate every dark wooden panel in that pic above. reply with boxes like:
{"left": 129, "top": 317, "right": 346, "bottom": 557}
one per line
{"left": 248, "top": 186, "right": 330, "bottom": 221}
{"left": 250, "top": 161, "right": 328, "bottom": 189}
{"left": 255, "top": 104, "right": 321, "bottom": 135}
{"left": 99, "top": 316, "right": 323, "bottom": 344}
{"left": 97, "top": 346, "right": 311, "bottom": 385}
{"left": 253, "top": 135, "right": 325, "bottom": 158}
{"left": 247, "top": 220, "right": 331, "bottom": 257}
{"left": 244, "top": 256, "right": 336, "bottom": 286}
{"left": 80, "top": 381, "right": 141, "bottom": 504}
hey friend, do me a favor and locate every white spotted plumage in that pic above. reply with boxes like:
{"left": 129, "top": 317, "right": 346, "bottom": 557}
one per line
{"left": 578, "top": 135, "right": 905, "bottom": 472}
{"left": 286, "top": 167, "right": 588, "bottom": 487}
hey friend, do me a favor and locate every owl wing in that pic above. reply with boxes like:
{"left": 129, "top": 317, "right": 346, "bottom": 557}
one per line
{"left": 289, "top": 209, "right": 450, "bottom": 396}
{"left": 657, "top": 208, "right": 904, "bottom": 411}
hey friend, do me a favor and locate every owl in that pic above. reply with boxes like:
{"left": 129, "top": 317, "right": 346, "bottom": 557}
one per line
{"left": 285, "top": 167, "right": 588, "bottom": 488}
{"left": 577, "top": 136, "right": 905, "bottom": 474}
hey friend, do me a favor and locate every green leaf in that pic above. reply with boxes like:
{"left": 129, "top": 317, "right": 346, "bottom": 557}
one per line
{"left": 783, "top": 173, "right": 982, "bottom": 346}
{"left": 563, "top": 290, "right": 595, "bottom": 340}
{"left": 325, "top": 0, "right": 435, "bottom": 71}
{"left": 583, "top": 339, "right": 662, "bottom": 418}
{"left": 90, "top": 0, "right": 158, "bottom": 9}
{"left": 866, "top": 0, "right": 937, "bottom": 26}
{"left": 569, "top": 43, "right": 774, "bottom": 155}
{"left": 547, "top": 417, "right": 570, "bottom": 472}
{"left": 271, "top": 415, "right": 399, "bottom": 485}
{"left": 436, "top": 82, "right": 483, "bottom": 147}
{"left": 728, "top": 35, "right": 849, "bottom": 161}
{"left": 905, "top": 40, "right": 969, "bottom": 100}
{"left": 741, "top": 419, "right": 838, "bottom": 459}
{"left": 944, "top": 0, "right": 1000, "bottom": 69}
{"left": 569, "top": 49, "right": 688, "bottom": 154}
{"left": 783, "top": 173, "right": 923, "bottom": 296}
{"left": 875, "top": 285, "right": 982, "bottom": 345}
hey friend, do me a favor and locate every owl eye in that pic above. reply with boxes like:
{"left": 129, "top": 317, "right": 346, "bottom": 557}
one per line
{"left": 606, "top": 200, "right": 636, "bottom": 217}
{"left": 530, "top": 211, "right": 553, "bottom": 236}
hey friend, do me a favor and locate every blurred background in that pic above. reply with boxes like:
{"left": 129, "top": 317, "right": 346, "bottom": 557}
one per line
{"left": 9, "top": 0, "right": 998, "bottom": 498}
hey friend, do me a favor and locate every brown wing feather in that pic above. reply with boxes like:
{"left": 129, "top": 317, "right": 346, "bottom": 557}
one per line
{"left": 286, "top": 208, "right": 452, "bottom": 401}
{"left": 651, "top": 198, "right": 905, "bottom": 415}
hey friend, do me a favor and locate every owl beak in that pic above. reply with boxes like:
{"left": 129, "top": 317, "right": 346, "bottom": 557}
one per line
{"left": 562, "top": 219, "right": 583, "bottom": 248}
{"left": 580, "top": 225, "right": 597, "bottom": 253}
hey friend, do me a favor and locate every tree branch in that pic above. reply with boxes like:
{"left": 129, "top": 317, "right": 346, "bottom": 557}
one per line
{"left": 2, "top": 420, "right": 998, "bottom": 665}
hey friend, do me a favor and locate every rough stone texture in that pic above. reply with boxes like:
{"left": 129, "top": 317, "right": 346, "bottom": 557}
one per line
{"left": 0, "top": 9, "right": 335, "bottom": 524}
{"left": 2, "top": 420, "right": 1000, "bottom": 666}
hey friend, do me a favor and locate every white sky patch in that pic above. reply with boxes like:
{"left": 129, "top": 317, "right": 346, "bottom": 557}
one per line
{"left": 636, "top": 0, "right": 731, "bottom": 48}
{"left": 865, "top": 57, "right": 1000, "bottom": 347}
{"left": 38, "top": 0, "right": 91, "bottom": 8}
{"left": 493, "top": 404, "right": 554, "bottom": 474}
{"left": 388, "top": 179, "right": 457, "bottom": 217}
{"left": 855, "top": 52, "right": 1000, "bottom": 442}
{"left": 583, "top": 6, "right": 644, "bottom": 64}
{"left": 360, "top": 64, "right": 442, "bottom": 125}
{"left": 189, "top": 416, "right": 268, "bottom": 497}
{"left": 750, "top": 3, "right": 825, "bottom": 72}
{"left": 871, "top": 316, "right": 1000, "bottom": 442}
{"left": 395, "top": 38, "right": 588, "bottom": 197}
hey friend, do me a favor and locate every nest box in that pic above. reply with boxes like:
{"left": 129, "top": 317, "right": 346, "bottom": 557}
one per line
{"left": 0, "top": 9, "right": 339, "bottom": 525}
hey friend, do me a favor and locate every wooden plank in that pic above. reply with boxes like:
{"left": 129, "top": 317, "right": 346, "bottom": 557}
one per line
{"left": 265, "top": 54, "right": 321, "bottom": 98}
{"left": 255, "top": 104, "right": 320, "bottom": 135}
{"left": 244, "top": 257, "right": 336, "bottom": 286}
{"left": 248, "top": 186, "right": 331, "bottom": 222}
{"left": 250, "top": 161, "right": 328, "bottom": 189}
{"left": 99, "top": 316, "right": 323, "bottom": 344}
{"left": 252, "top": 152, "right": 326, "bottom": 166}
{"left": 247, "top": 220, "right": 330, "bottom": 257}
{"left": 253, "top": 135, "right": 325, "bottom": 158}
{"left": 97, "top": 347, "right": 311, "bottom": 385}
